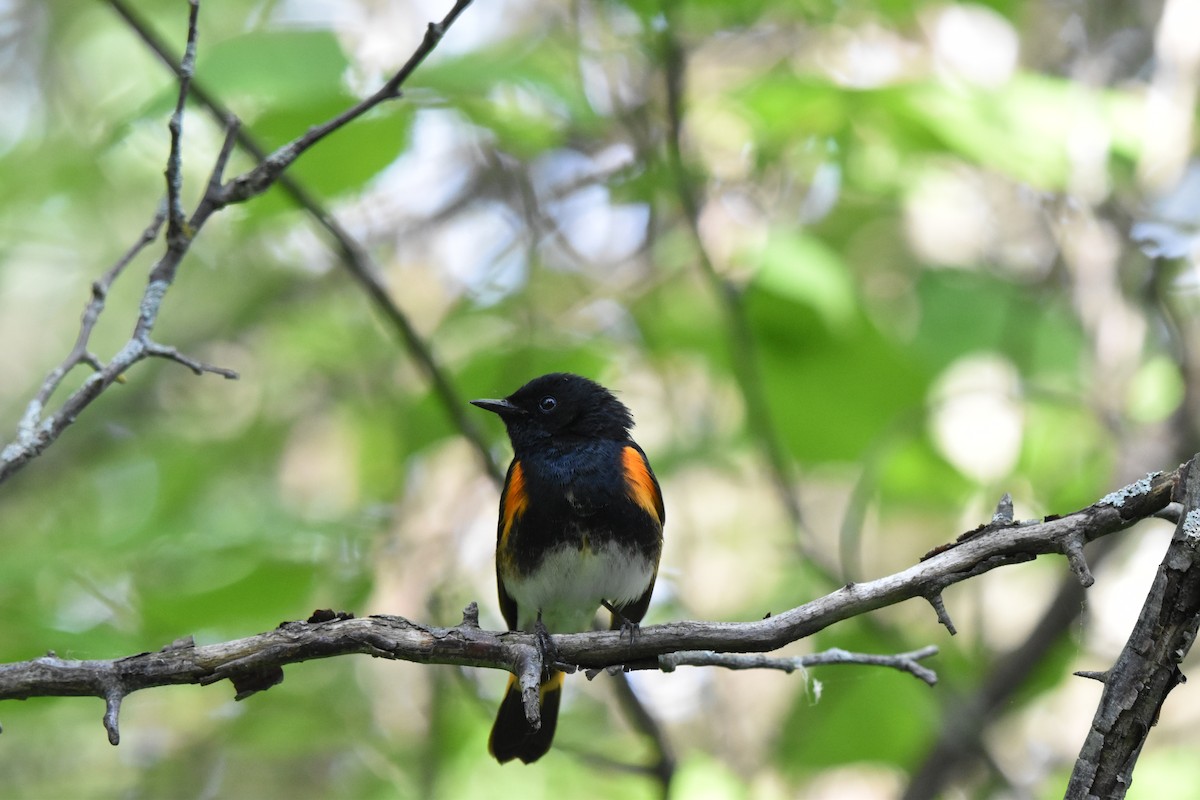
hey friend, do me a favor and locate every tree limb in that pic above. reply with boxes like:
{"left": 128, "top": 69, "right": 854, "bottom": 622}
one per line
{"left": 1066, "top": 459, "right": 1200, "bottom": 799}
{"left": 0, "top": 466, "right": 1178, "bottom": 744}
{"left": 904, "top": 535, "right": 1122, "bottom": 800}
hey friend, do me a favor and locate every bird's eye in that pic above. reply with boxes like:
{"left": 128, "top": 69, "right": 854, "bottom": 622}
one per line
{"left": 538, "top": 396, "right": 557, "bottom": 413}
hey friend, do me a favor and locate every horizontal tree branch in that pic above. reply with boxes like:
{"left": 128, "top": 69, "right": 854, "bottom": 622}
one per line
{"left": 0, "top": 464, "right": 1181, "bottom": 743}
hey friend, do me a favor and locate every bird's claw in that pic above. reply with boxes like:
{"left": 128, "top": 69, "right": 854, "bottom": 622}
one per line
{"left": 602, "top": 600, "right": 641, "bottom": 643}
{"left": 534, "top": 610, "right": 558, "bottom": 679}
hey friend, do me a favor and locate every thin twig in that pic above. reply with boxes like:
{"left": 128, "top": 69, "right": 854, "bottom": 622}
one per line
{"left": 217, "top": 1, "right": 472, "bottom": 206}
{"left": 3, "top": 205, "right": 166, "bottom": 467}
{"left": 656, "top": 645, "right": 940, "bottom": 686}
{"left": 1, "top": 0, "right": 482, "bottom": 488}
{"left": 143, "top": 342, "right": 239, "bottom": 378}
{"left": 164, "top": 0, "right": 199, "bottom": 247}
{"left": 103, "top": 0, "right": 501, "bottom": 485}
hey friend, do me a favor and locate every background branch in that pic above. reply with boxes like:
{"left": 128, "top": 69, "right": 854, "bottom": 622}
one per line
{"left": 608, "top": 672, "right": 676, "bottom": 795}
{"left": 657, "top": 7, "right": 824, "bottom": 572}
{"left": 0, "top": 0, "right": 481, "bottom": 488}
{"left": 103, "top": 0, "right": 501, "bottom": 485}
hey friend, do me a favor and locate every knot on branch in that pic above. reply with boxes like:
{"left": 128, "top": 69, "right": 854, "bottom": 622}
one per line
{"left": 102, "top": 685, "right": 125, "bottom": 745}
{"left": 992, "top": 492, "right": 1014, "bottom": 524}
{"left": 1060, "top": 535, "right": 1095, "bottom": 587}
{"left": 515, "top": 646, "right": 545, "bottom": 730}
{"left": 925, "top": 592, "right": 957, "bottom": 635}
{"left": 228, "top": 666, "right": 285, "bottom": 701}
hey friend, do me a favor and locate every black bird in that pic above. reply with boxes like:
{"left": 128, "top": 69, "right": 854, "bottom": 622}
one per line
{"left": 471, "top": 373, "right": 665, "bottom": 764}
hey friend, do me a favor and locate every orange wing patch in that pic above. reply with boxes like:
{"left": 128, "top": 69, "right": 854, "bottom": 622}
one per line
{"left": 622, "top": 446, "right": 665, "bottom": 525}
{"left": 500, "top": 461, "right": 529, "bottom": 548}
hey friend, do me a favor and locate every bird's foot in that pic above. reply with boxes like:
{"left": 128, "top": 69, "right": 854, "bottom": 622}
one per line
{"left": 533, "top": 610, "right": 558, "bottom": 680}
{"left": 601, "top": 600, "right": 641, "bottom": 643}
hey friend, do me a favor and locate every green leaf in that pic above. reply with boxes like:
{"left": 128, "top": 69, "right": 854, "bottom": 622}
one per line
{"left": 254, "top": 102, "right": 413, "bottom": 199}
{"left": 776, "top": 652, "right": 936, "bottom": 771}
{"left": 746, "top": 287, "right": 930, "bottom": 461}
{"left": 196, "top": 31, "right": 349, "bottom": 107}
{"left": 912, "top": 271, "right": 1085, "bottom": 379}
{"left": 752, "top": 231, "right": 857, "bottom": 329}
{"left": 895, "top": 75, "right": 1143, "bottom": 188}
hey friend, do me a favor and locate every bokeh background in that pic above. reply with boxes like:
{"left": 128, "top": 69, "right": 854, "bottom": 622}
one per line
{"left": 2, "top": 0, "right": 1199, "bottom": 797}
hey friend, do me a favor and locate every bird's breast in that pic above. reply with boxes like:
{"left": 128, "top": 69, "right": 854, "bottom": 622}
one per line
{"left": 501, "top": 534, "right": 657, "bottom": 633}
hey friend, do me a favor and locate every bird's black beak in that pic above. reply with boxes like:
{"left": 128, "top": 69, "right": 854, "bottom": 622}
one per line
{"left": 470, "top": 398, "right": 523, "bottom": 416}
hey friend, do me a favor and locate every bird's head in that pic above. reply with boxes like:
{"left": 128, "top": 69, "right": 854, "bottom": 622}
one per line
{"left": 471, "top": 373, "right": 634, "bottom": 451}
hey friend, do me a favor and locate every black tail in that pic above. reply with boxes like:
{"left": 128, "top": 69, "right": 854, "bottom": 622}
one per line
{"left": 488, "top": 672, "right": 563, "bottom": 764}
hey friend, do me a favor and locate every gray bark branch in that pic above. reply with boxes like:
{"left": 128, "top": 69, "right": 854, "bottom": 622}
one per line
{"left": 0, "top": 466, "right": 1178, "bottom": 746}
{"left": 1066, "top": 460, "right": 1200, "bottom": 799}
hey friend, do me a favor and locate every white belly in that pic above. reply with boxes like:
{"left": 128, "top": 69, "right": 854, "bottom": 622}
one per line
{"left": 505, "top": 540, "right": 655, "bottom": 633}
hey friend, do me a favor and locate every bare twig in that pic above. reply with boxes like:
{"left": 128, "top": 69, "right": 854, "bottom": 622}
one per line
{"left": 103, "top": 0, "right": 501, "bottom": 485}
{"left": 0, "top": 206, "right": 167, "bottom": 473}
{"left": 143, "top": 342, "right": 238, "bottom": 378}
{"left": 925, "top": 591, "right": 958, "bottom": 635}
{"left": 164, "top": 0, "right": 199, "bottom": 246}
{"left": 214, "top": 0, "right": 474, "bottom": 208}
{"left": 0, "top": 0, "right": 482, "bottom": 487}
{"left": 656, "top": 645, "right": 940, "bottom": 686}
{"left": 0, "top": 465, "right": 1179, "bottom": 744}
{"left": 0, "top": 4, "right": 231, "bottom": 486}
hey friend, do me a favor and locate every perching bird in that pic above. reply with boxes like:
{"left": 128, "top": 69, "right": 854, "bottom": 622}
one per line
{"left": 471, "top": 373, "right": 665, "bottom": 764}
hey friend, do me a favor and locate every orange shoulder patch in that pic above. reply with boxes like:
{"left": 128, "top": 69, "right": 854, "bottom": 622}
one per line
{"left": 500, "top": 461, "right": 529, "bottom": 546}
{"left": 622, "top": 446, "right": 665, "bottom": 525}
